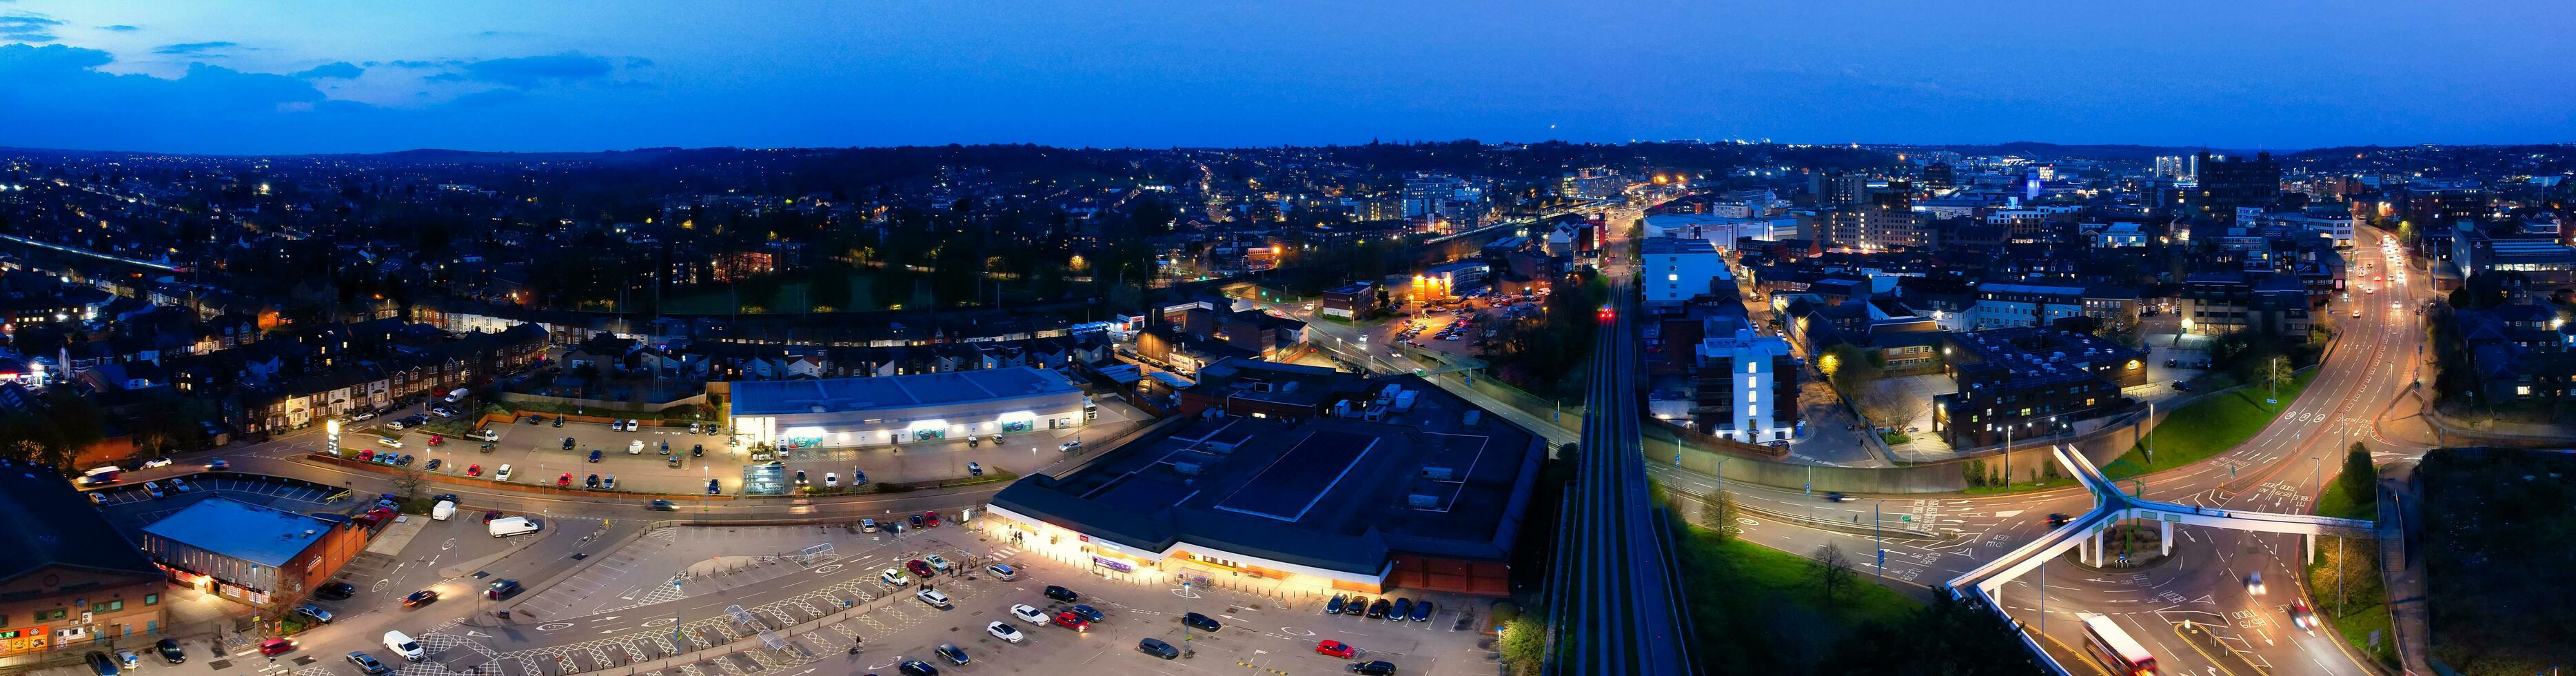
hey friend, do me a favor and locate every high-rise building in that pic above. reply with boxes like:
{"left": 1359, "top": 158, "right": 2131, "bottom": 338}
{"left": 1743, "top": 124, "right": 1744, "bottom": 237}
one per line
{"left": 1920, "top": 162, "right": 1954, "bottom": 191}
{"left": 1641, "top": 237, "right": 1732, "bottom": 308}
{"left": 2187, "top": 151, "right": 2280, "bottom": 223}
{"left": 2154, "top": 155, "right": 2186, "bottom": 179}
{"left": 1811, "top": 172, "right": 1867, "bottom": 206}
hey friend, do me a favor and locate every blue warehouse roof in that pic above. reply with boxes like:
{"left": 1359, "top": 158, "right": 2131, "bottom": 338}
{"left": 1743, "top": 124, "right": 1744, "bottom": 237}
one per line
{"left": 730, "top": 366, "right": 1079, "bottom": 415}
{"left": 141, "top": 496, "right": 336, "bottom": 568}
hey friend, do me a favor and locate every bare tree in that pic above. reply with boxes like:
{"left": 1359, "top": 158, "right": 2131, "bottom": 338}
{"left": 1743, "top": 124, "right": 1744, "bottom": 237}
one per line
{"left": 1701, "top": 490, "right": 1737, "bottom": 541}
{"left": 389, "top": 463, "right": 429, "bottom": 501}
{"left": 1812, "top": 543, "right": 1855, "bottom": 604}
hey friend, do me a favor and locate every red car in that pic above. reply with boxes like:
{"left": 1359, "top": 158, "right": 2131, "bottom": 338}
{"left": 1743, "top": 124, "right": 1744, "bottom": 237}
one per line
{"left": 924, "top": 511, "right": 942, "bottom": 528}
{"left": 906, "top": 559, "right": 935, "bottom": 578}
{"left": 481, "top": 510, "right": 503, "bottom": 524}
{"left": 1053, "top": 612, "right": 1089, "bottom": 632}
{"left": 557, "top": 473, "right": 573, "bottom": 487}
{"left": 427, "top": 435, "right": 444, "bottom": 447}
{"left": 1316, "top": 640, "right": 1356, "bottom": 659}
{"left": 467, "top": 464, "right": 483, "bottom": 477}
{"left": 358, "top": 449, "right": 374, "bottom": 461}
{"left": 257, "top": 638, "right": 298, "bottom": 656}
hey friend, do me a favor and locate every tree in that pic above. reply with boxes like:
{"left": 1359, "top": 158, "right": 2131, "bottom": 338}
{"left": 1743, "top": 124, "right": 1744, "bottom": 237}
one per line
{"left": 2254, "top": 355, "right": 2293, "bottom": 406}
{"left": 1963, "top": 459, "right": 1986, "bottom": 488}
{"left": 1700, "top": 490, "right": 1736, "bottom": 541}
{"left": 2341, "top": 442, "right": 2375, "bottom": 501}
{"left": 1811, "top": 543, "right": 1854, "bottom": 605}
{"left": 1495, "top": 615, "right": 1547, "bottom": 676}
{"left": 389, "top": 462, "right": 429, "bottom": 501}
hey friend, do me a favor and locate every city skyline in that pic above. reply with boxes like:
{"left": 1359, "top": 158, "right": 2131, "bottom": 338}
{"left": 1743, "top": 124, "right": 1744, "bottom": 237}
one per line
{"left": 0, "top": 1, "right": 2569, "bottom": 155}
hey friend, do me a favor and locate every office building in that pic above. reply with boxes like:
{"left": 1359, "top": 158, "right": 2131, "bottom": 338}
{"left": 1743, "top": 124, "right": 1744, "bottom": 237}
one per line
{"left": 1641, "top": 237, "right": 1732, "bottom": 309}
{"left": 2182, "top": 272, "right": 2313, "bottom": 341}
{"left": 1690, "top": 315, "right": 1798, "bottom": 442}
{"left": 2187, "top": 151, "right": 2280, "bottom": 223}
{"left": 1931, "top": 328, "right": 2146, "bottom": 448}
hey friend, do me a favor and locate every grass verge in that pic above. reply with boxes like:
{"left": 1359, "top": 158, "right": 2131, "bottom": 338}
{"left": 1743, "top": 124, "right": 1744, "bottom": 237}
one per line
{"left": 1960, "top": 475, "right": 2080, "bottom": 495}
{"left": 2103, "top": 368, "right": 2318, "bottom": 479}
{"left": 1672, "top": 524, "right": 1922, "bottom": 670}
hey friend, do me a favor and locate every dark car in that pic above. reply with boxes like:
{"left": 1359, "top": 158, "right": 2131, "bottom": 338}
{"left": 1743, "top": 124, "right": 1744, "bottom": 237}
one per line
{"left": 86, "top": 650, "right": 119, "bottom": 676}
{"left": 585, "top": 474, "right": 600, "bottom": 488}
{"left": 795, "top": 470, "right": 808, "bottom": 486}
{"left": 2163, "top": 359, "right": 2179, "bottom": 368}
{"left": 906, "top": 559, "right": 935, "bottom": 578}
{"left": 588, "top": 449, "right": 602, "bottom": 463}
{"left": 2173, "top": 380, "right": 2194, "bottom": 392}
{"left": 424, "top": 458, "right": 443, "bottom": 471}
{"left": 707, "top": 479, "right": 721, "bottom": 495}
{"left": 897, "top": 659, "right": 938, "bottom": 676}
{"left": 1326, "top": 595, "right": 1348, "bottom": 614}
{"left": 909, "top": 513, "right": 926, "bottom": 528}
{"left": 1182, "top": 612, "right": 1221, "bottom": 633}
{"left": 486, "top": 579, "right": 521, "bottom": 599}
{"left": 1366, "top": 598, "right": 1391, "bottom": 618}
{"left": 934, "top": 644, "right": 969, "bottom": 666}
{"left": 314, "top": 581, "right": 356, "bottom": 600}
{"left": 647, "top": 499, "right": 676, "bottom": 511}
{"left": 483, "top": 509, "right": 504, "bottom": 524}
{"left": 1137, "top": 637, "right": 1180, "bottom": 659}
{"left": 1044, "top": 585, "right": 1079, "bottom": 602}
{"left": 2046, "top": 513, "right": 2073, "bottom": 526}
{"left": 345, "top": 652, "right": 392, "bottom": 676}
{"left": 1068, "top": 604, "right": 1104, "bottom": 622}
{"left": 553, "top": 417, "right": 565, "bottom": 427}
{"left": 1343, "top": 596, "right": 1369, "bottom": 615}
{"left": 1350, "top": 660, "right": 1398, "bottom": 675}
{"left": 1409, "top": 600, "right": 1434, "bottom": 622}
{"left": 563, "top": 437, "right": 576, "bottom": 450}
{"left": 154, "top": 639, "right": 185, "bottom": 664}
{"left": 1823, "top": 492, "right": 1852, "bottom": 502}
{"left": 1390, "top": 598, "right": 1411, "bottom": 621}
{"left": 692, "top": 444, "right": 704, "bottom": 457}
{"left": 403, "top": 589, "right": 439, "bottom": 608}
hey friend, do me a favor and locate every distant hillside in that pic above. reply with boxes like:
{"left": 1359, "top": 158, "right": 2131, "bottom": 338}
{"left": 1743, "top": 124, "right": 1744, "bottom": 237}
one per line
{"left": 1894, "top": 141, "right": 2271, "bottom": 162}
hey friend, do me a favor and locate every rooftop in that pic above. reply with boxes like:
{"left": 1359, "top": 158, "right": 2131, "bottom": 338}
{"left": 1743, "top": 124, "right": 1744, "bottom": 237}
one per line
{"left": 730, "top": 366, "right": 1080, "bottom": 415}
{"left": 992, "top": 377, "right": 1540, "bottom": 575}
{"left": 0, "top": 461, "right": 161, "bottom": 585}
{"left": 140, "top": 495, "right": 336, "bottom": 568}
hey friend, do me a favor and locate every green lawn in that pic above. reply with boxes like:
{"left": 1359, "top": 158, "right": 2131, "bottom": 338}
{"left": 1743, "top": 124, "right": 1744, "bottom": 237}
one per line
{"left": 1672, "top": 525, "right": 1923, "bottom": 670}
{"left": 1961, "top": 475, "right": 2079, "bottom": 495}
{"left": 2102, "top": 368, "right": 2318, "bottom": 479}
{"left": 2306, "top": 530, "right": 2397, "bottom": 669}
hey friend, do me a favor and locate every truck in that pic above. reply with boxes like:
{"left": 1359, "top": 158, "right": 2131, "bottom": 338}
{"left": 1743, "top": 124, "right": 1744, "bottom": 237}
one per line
{"left": 430, "top": 499, "right": 456, "bottom": 521}
{"left": 79, "top": 466, "right": 123, "bottom": 486}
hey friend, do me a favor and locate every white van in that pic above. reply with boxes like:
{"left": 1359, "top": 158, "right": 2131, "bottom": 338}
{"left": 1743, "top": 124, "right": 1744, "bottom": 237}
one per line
{"left": 487, "top": 516, "right": 540, "bottom": 537}
{"left": 627, "top": 440, "right": 645, "bottom": 455}
{"left": 383, "top": 631, "right": 424, "bottom": 662}
{"left": 430, "top": 500, "right": 456, "bottom": 521}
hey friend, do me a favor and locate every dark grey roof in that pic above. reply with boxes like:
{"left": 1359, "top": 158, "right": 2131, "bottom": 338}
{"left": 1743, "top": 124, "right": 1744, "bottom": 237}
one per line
{"left": 0, "top": 461, "right": 161, "bottom": 585}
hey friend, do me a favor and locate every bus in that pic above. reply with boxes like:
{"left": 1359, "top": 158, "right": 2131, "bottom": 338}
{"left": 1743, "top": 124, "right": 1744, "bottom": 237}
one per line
{"left": 79, "top": 466, "right": 123, "bottom": 486}
{"left": 2080, "top": 614, "right": 2158, "bottom": 676}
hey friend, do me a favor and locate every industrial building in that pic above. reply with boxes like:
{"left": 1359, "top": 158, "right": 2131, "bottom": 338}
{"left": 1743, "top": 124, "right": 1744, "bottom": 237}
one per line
{"left": 986, "top": 359, "right": 1542, "bottom": 597}
{"left": 729, "top": 366, "right": 1093, "bottom": 450}
{"left": 135, "top": 496, "right": 365, "bottom": 608}
{"left": 0, "top": 463, "right": 167, "bottom": 668}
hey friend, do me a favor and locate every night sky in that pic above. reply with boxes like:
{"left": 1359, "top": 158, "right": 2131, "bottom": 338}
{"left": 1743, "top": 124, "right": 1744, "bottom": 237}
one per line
{"left": 1, "top": 1, "right": 2569, "bottom": 154}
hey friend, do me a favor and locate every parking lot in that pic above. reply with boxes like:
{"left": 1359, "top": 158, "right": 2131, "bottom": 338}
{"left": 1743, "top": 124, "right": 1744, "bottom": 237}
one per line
{"left": 92, "top": 472, "right": 354, "bottom": 530}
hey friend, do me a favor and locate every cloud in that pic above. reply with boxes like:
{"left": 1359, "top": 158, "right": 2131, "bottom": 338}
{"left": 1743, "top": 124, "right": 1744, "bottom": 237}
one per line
{"left": 153, "top": 41, "right": 238, "bottom": 55}
{"left": 101, "top": 24, "right": 138, "bottom": 32}
{"left": 293, "top": 61, "right": 363, "bottom": 79}
{"left": 1, "top": 14, "right": 61, "bottom": 43}
{"left": 449, "top": 51, "right": 622, "bottom": 88}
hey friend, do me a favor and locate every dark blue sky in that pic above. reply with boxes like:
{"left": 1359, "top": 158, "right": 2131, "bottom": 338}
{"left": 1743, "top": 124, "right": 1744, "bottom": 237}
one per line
{"left": 1, "top": 1, "right": 2568, "bottom": 155}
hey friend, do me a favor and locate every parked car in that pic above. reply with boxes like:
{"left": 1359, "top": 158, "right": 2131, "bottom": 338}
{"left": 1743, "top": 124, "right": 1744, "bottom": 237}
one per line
{"left": 897, "top": 659, "right": 938, "bottom": 676}
{"left": 496, "top": 464, "right": 514, "bottom": 481}
{"left": 923, "top": 554, "right": 951, "bottom": 572}
{"left": 1349, "top": 660, "right": 1398, "bottom": 675}
{"left": 1409, "top": 600, "right": 1434, "bottom": 622}
{"left": 153, "top": 639, "right": 185, "bottom": 664}
{"left": 558, "top": 473, "right": 574, "bottom": 487}
{"left": 915, "top": 588, "right": 953, "bottom": 608}
{"left": 588, "top": 449, "right": 602, "bottom": 463}
{"left": 933, "top": 644, "right": 968, "bottom": 666}
{"left": 1390, "top": 599, "right": 1411, "bottom": 621}
{"left": 906, "top": 559, "right": 935, "bottom": 578}
{"left": 879, "top": 568, "right": 911, "bottom": 586}
{"left": 1343, "top": 596, "right": 1369, "bottom": 615}
{"left": 707, "top": 479, "right": 721, "bottom": 495}
{"left": 1010, "top": 604, "right": 1048, "bottom": 624}
{"left": 986, "top": 564, "right": 1016, "bottom": 580}
{"left": 1326, "top": 595, "right": 1348, "bottom": 615}
{"left": 424, "top": 459, "right": 443, "bottom": 472}
{"left": 467, "top": 464, "right": 484, "bottom": 477}
{"left": 292, "top": 604, "right": 334, "bottom": 624}
{"left": 1182, "top": 612, "right": 1221, "bottom": 633}
{"left": 345, "top": 653, "right": 392, "bottom": 676}
{"left": 315, "top": 581, "right": 356, "bottom": 600}
{"left": 966, "top": 461, "right": 982, "bottom": 477}
{"left": 985, "top": 622, "right": 1024, "bottom": 643}
{"left": 1137, "top": 637, "right": 1179, "bottom": 659}
{"left": 1366, "top": 598, "right": 1391, "bottom": 617}
{"left": 826, "top": 472, "right": 840, "bottom": 488}
{"left": 1044, "top": 585, "right": 1080, "bottom": 602}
